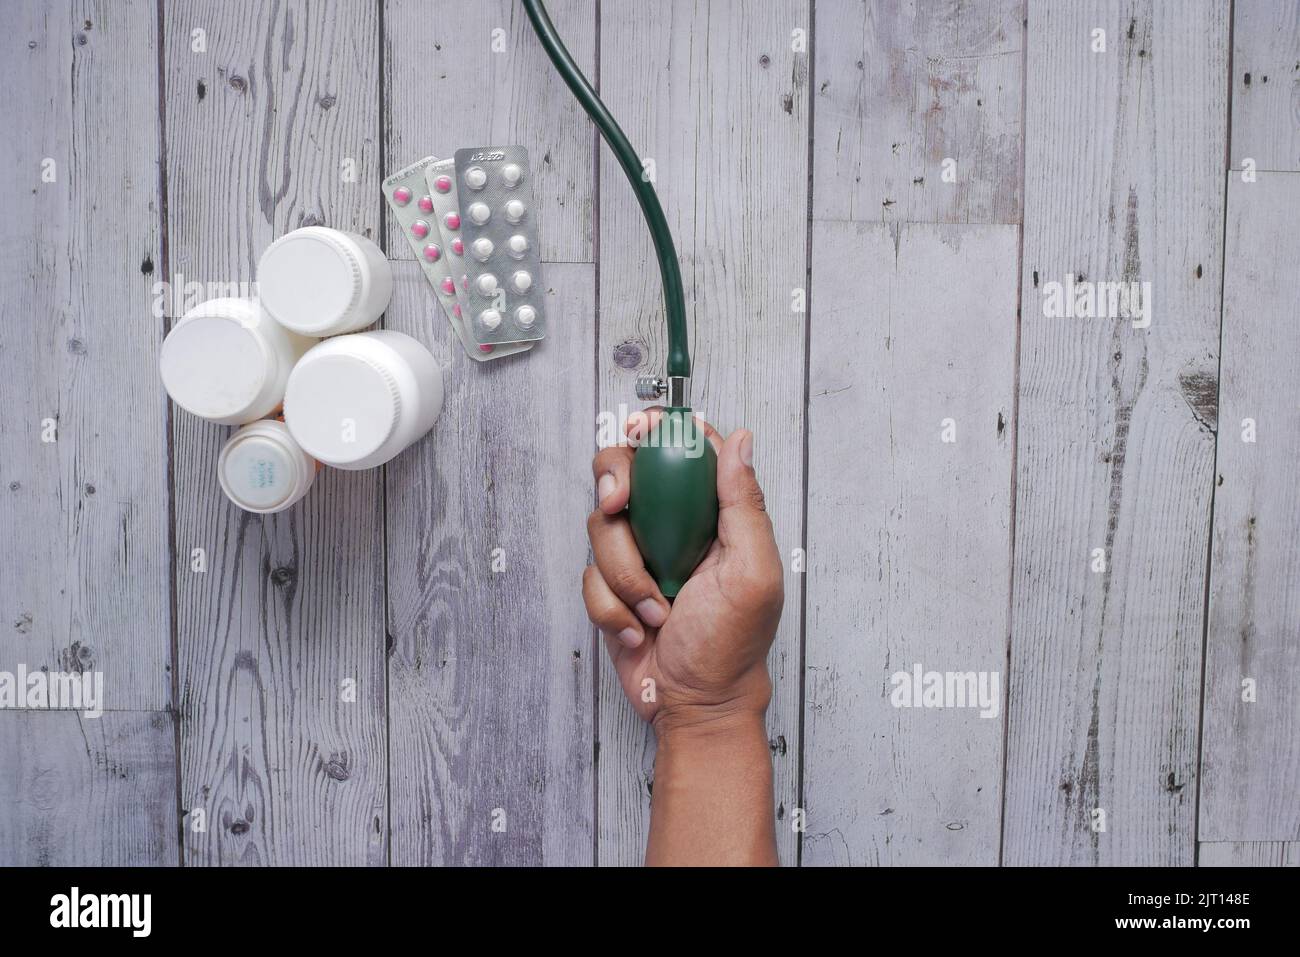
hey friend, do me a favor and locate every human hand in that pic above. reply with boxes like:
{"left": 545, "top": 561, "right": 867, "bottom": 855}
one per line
{"left": 583, "top": 411, "right": 785, "bottom": 736}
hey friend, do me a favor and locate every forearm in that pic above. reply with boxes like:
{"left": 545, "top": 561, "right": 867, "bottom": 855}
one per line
{"left": 646, "top": 708, "right": 778, "bottom": 866}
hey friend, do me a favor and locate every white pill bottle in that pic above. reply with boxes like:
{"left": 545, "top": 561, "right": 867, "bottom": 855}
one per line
{"left": 283, "top": 331, "right": 443, "bottom": 470}
{"left": 257, "top": 226, "right": 393, "bottom": 337}
{"left": 218, "top": 419, "right": 318, "bottom": 514}
{"left": 159, "top": 297, "right": 316, "bottom": 425}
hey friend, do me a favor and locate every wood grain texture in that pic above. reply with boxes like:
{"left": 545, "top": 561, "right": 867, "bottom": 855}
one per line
{"left": 384, "top": 262, "right": 595, "bottom": 866}
{"left": 0, "top": 0, "right": 170, "bottom": 710}
{"left": 164, "top": 0, "right": 387, "bottom": 866}
{"left": 803, "top": 221, "right": 1018, "bottom": 866}
{"left": 812, "top": 0, "right": 1025, "bottom": 225}
{"left": 1230, "top": 0, "right": 1300, "bottom": 172}
{"left": 382, "top": 0, "right": 595, "bottom": 869}
{"left": 1199, "top": 174, "right": 1300, "bottom": 842}
{"left": 1199, "top": 841, "right": 1300, "bottom": 867}
{"left": 0, "top": 711, "right": 178, "bottom": 866}
{"left": 1003, "top": 0, "right": 1228, "bottom": 865}
{"left": 383, "top": 0, "right": 595, "bottom": 263}
{"left": 596, "top": 0, "right": 810, "bottom": 866}
{"left": 0, "top": 0, "right": 175, "bottom": 869}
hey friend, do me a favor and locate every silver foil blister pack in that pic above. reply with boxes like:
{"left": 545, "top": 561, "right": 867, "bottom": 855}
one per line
{"left": 383, "top": 156, "right": 530, "bottom": 362}
{"left": 453, "top": 146, "right": 547, "bottom": 345}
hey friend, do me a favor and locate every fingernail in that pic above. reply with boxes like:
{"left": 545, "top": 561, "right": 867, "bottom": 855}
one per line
{"left": 617, "top": 627, "right": 643, "bottom": 648}
{"left": 740, "top": 430, "right": 754, "bottom": 467}
{"left": 636, "top": 598, "right": 667, "bottom": 628}
{"left": 597, "top": 472, "right": 617, "bottom": 504}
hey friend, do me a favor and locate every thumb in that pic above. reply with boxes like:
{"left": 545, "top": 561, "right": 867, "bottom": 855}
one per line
{"left": 716, "top": 429, "right": 775, "bottom": 553}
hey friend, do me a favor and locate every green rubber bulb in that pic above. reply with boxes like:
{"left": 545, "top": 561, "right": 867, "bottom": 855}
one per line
{"left": 628, "top": 408, "right": 719, "bottom": 599}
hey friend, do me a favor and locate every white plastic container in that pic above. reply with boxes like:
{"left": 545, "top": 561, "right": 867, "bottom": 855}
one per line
{"left": 159, "top": 297, "right": 316, "bottom": 425}
{"left": 217, "top": 419, "right": 318, "bottom": 514}
{"left": 257, "top": 226, "right": 393, "bottom": 336}
{"left": 283, "top": 331, "right": 443, "bottom": 470}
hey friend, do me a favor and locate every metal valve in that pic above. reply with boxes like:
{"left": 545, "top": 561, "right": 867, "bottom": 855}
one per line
{"left": 636, "top": 375, "right": 667, "bottom": 401}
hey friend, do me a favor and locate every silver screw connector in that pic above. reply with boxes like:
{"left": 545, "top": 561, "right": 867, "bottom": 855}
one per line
{"left": 635, "top": 375, "right": 667, "bottom": 401}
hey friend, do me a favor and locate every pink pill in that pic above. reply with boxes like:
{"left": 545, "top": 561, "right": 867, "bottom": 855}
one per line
{"left": 479, "top": 344, "right": 495, "bottom": 353}
{"left": 453, "top": 304, "right": 462, "bottom": 318}
{"left": 422, "top": 243, "right": 441, "bottom": 262}
{"left": 460, "top": 275, "right": 468, "bottom": 291}
{"left": 444, "top": 212, "right": 461, "bottom": 230}
{"left": 440, "top": 277, "right": 455, "bottom": 294}
{"left": 410, "top": 219, "right": 430, "bottom": 239}
{"left": 434, "top": 175, "right": 452, "bottom": 193}
{"left": 392, "top": 186, "right": 412, "bottom": 205}
{"left": 451, "top": 238, "right": 464, "bottom": 255}
{"left": 418, "top": 195, "right": 434, "bottom": 213}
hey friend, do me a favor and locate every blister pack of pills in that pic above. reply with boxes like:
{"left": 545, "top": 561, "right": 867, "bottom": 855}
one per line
{"left": 383, "top": 156, "right": 530, "bottom": 362}
{"left": 453, "top": 146, "right": 547, "bottom": 345}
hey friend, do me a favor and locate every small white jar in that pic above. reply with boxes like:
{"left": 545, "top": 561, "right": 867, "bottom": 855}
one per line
{"left": 159, "top": 297, "right": 316, "bottom": 425}
{"left": 257, "top": 226, "right": 393, "bottom": 336}
{"left": 283, "top": 331, "right": 443, "bottom": 470}
{"left": 218, "top": 419, "right": 318, "bottom": 514}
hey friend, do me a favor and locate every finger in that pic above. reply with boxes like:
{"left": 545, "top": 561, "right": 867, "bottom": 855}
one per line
{"left": 582, "top": 565, "right": 645, "bottom": 648}
{"left": 592, "top": 445, "right": 635, "bottom": 514}
{"left": 691, "top": 414, "right": 724, "bottom": 455}
{"left": 715, "top": 429, "right": 779, "bottom": 559}
{"left": 586, "top": 508, "right": 671, "bottom": 628}
{"left": 624, "top": 407, "right": 662, "bottom": 447}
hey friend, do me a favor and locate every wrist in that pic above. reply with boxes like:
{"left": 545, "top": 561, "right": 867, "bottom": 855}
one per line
{"left": 652, "top": 666, "right": 772, "bottom": 742}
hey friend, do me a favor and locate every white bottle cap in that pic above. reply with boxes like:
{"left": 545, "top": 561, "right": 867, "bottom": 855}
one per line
{"left": 160, "top": 299, "right": 280, "bottom": 425}
{"left": 283, "top": 351, "right": 400, "bottom": 467}
{"left": 257, "top": 227, "right": 392, "bottom": 336}
{"left": 217, "top": 419, "right": 317, "bottom": 513}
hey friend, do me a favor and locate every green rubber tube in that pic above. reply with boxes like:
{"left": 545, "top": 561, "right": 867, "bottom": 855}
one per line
{"left": 520, "top": 0, "right": 690, "bottom": 378}
{"left": 522, "top": 0, "right": 718, "bottom": 596}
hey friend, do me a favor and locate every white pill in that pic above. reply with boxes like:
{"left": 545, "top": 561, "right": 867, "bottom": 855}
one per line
{"left": 507, "top": 234, "right": 529, "bottom": 259}
{"left": 472, "top": 237, "right": 494, "bottom": 261}
{"left": 468, "top": 201, "right": 491, "bottom": 224}
{"left": 501, "top": 163, "right": 523, "bottom": 187}
{"left": 476, "top": 273, "right": 499, "bottom": 296}
{"left": 511, "top": 270, "right": 533, "bottom": 294}
{"left": 504, "top": 199, "right": 526, "bottom": 224}
{"left": 479, "top": 309, "right": 502, "bottom": 330}
{"left": 464, "top": 166, "right": 488, "bottom": 190}
{"left": 515, "top": 305, "right": 537, "bottom": 329}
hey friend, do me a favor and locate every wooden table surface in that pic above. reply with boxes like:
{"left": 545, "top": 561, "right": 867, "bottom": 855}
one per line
{"left": 2, "top": 0, "right": 1297, "bottom": 867}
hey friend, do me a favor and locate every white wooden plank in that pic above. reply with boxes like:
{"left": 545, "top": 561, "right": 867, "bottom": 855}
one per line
{"left": 803, "top": 221, "right": 1018, "bottom": 866}
{"left": 1230, "top": 0, "right": 1300, "bottom": 172}
{"left": 0, "top": 0, "right": 171, "bottom": 711}
{"left": 1199, "top": 841, "right": 1300, "bottom": 867}
{"left": 382, "top": 0, "right": 596, "bottom": 868}
{"left": 383, "top": 0, "right": 595, "bottom": 263}
{"left": 597, "top": 0, "right": 810, "bottom": 866}
{"left": 1199, "top": 174, "right": 1300, "bottom": 842}
{"left": 0, "top": 0, "right": 175, "bottom": 868}
{"left": 813, "top": 0, "right": 1025, "bottom": 225}
{"left": 0, "top": 711, "right": 178, "bottom": 866}
{"left": 1003, "top": 0, "right": 1228, "bottom": 865}
{"left": 165, "top": 0, "right": 387, "bottom": 866}
{"left": 383, "top": 261, "right": 595, "bottom": 866}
